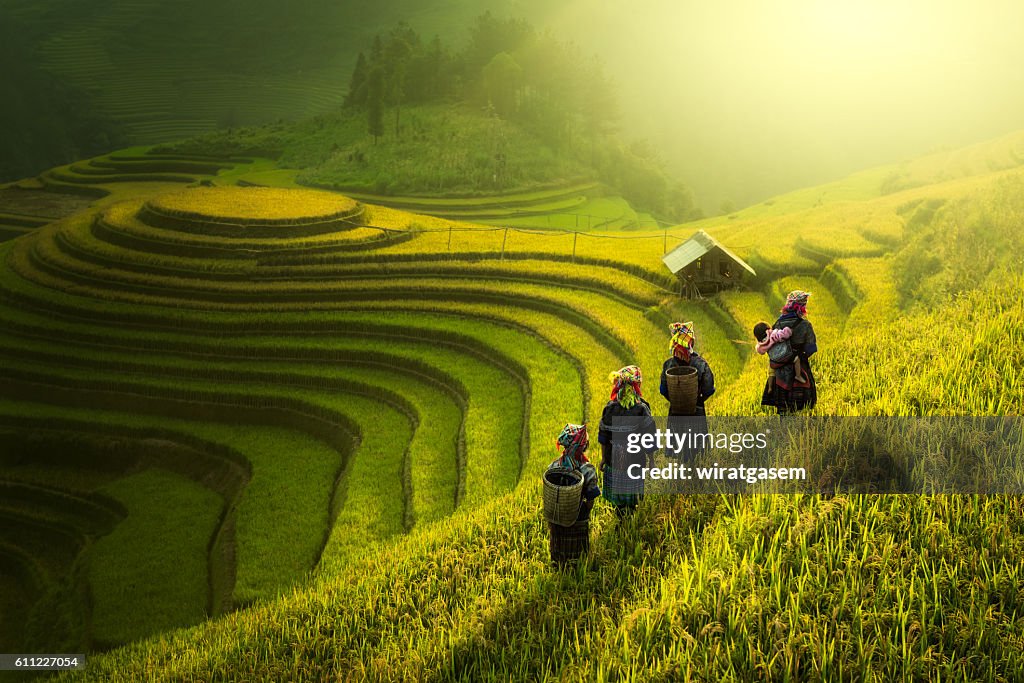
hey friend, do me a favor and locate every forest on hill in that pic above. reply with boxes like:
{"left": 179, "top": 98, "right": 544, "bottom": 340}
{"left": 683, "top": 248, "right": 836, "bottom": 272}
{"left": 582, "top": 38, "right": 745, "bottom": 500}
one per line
{"left": 157, "top": 15, "right": 699, "bottom": 221}
{"left": 0, "top": 0, "right": 557, "bottom": 184}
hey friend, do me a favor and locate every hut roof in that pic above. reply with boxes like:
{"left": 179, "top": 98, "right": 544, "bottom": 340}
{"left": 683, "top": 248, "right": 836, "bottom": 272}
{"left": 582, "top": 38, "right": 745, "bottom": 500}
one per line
{"left": 662, "top": 230, "right": 756, "bottom": 276}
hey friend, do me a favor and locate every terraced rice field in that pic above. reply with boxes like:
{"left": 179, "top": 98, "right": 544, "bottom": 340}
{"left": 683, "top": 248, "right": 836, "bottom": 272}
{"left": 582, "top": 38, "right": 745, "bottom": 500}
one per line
{"left": 0, "top": 141, "right": 1022, "bottom": 680}
{"left": 0, "top": 188, "right": 95, "bottom": 245}
{"left": 328, "top": 182, "right": 652, "bottom": 230}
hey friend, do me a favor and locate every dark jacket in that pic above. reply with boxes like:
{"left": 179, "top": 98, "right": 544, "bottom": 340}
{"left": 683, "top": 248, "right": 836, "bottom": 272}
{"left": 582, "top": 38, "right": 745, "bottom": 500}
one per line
{"left": 771, "top": 314, "right": 816, "bottom": 389}
{"left": 597, "top": 398, "right": 657, "bottom": 469}
{"left": 774, "top": 314, "right": 817, "bottom": 358}
{"left": 598, "top": 397, "right": 657, "bottom": 496}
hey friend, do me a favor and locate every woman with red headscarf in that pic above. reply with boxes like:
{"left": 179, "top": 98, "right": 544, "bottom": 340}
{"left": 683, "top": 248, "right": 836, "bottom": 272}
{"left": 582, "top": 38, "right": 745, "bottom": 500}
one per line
{"left": 659, "top": 321, "right": 716, "bottom": 415}
{"left": 546, "top": 423, "right": 601, "bottom": 565}
{"left": 659, "top": 321, "right": 715, "bottom": 462}
{"left": 761, "top": 290, "right": 818, "bottom": 414}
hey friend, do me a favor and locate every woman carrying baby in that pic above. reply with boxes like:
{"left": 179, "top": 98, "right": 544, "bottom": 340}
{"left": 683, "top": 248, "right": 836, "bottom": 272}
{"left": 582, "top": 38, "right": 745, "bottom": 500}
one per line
{"left": 759, "top": 290, "right": 818, "bottom": 414}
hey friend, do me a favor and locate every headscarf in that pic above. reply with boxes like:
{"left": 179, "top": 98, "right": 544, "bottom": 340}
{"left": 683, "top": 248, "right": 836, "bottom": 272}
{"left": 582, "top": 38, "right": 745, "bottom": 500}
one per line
{"left": 554, "top": 423, "right": 589, "bottom": 468}
{"left": 550, "top": 423, "right": 600, "bottom": 496}
{"left": 609, "top": 365, "right": 643, "bottom": 409}
{"left": 669, "top": 321, "right": 695, "bottom": 361}
{"left": 782, "top": 290, "right": 811, "bottom": 316}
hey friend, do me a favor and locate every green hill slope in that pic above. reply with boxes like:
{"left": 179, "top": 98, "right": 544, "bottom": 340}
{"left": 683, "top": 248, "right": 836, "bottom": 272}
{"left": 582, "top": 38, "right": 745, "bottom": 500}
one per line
{"left": 0, "top": 130, "right": 1021, "bottom": 679}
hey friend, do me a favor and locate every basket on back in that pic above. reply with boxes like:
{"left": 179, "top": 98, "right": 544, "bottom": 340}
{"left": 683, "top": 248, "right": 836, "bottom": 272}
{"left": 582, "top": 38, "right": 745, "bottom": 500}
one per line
{"left": 543, "top": 467, "right": 583, "bottom": 527}
{"left": 666, "top": 365, "right": 699, "bottom": 415}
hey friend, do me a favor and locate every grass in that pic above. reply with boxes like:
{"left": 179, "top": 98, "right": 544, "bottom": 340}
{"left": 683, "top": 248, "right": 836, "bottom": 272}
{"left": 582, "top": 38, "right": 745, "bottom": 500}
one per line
{"left": 0, "top": 400, "right": 344, "bottom": 604}
{"left": 89, "top": 468, "right": 222, "bottom": 645}
{"left": 0, "top": 270, "right": 593, "bottom": 565}
{"left": 0, "top": 330, "right": 467, "bottom": 527}
{"left": 55, "top": 208, "right": 670, "bottom": 300}
{"left": 0, "top": 305, "right": 528, "bottom": 515}
{"left": 341, "top": 182, "right": 599, "bottom": 208}
{"left": 0, "top": 572, "right": 30, "bottom": 652}
{"left": 9, "top": 227, "right": 665, "bottom": 365}
{"left": 95, "top": 200, "right": 398, "bottom": 257}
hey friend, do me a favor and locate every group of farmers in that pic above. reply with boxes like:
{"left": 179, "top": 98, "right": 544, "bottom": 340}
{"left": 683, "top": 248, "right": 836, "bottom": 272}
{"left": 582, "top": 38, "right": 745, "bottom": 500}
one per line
{"left": 545, "top": 290, "right": 818, "bottom": 562}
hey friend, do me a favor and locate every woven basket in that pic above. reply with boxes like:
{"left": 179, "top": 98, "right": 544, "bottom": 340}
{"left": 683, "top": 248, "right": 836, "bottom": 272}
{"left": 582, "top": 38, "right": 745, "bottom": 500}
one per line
{"left": 543, "top": 468, "right": 584, "bottom": 527}
{"left": 666, "top": 365, "right": 699, "bottom": 416}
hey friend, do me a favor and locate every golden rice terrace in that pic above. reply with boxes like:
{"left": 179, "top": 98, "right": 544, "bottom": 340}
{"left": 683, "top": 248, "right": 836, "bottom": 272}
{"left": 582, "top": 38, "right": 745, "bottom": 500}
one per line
{"left": 0, "top": 137, "right": 1022, "bottom": 680}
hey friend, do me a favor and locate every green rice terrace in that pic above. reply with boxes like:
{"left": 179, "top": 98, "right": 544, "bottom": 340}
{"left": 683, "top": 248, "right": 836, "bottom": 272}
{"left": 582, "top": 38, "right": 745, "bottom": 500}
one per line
{"left": 0, "top": 129, "right": 1023, "bottom": 681}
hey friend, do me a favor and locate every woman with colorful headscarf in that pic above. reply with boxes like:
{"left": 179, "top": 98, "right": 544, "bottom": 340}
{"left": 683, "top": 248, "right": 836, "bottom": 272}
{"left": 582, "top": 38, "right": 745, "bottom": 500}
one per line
{"left": 761, "top": 290, "right": 818, "bottom": 413}
{"left": 660, "top": 321, "right": 716, "bottom": 415}
{"left": 598, "top": 365, "right": 657, "bottom": 516}
{"left": 546, "top": 423, "right": 601, "bottom": 565}
{"left": 548, "top": 423, "right": 602, "bottom": 517}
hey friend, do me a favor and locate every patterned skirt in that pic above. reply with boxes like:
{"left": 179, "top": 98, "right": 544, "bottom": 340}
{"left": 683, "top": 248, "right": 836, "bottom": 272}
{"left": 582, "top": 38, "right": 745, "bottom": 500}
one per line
{"left": 602, "top": 463, "right": 645, "bottom": 497}
{"left": 549, "top": 519, "right": 591, "bottom": 565}
{"left": 761, "top": 366, "right": 817, "bottom": 413}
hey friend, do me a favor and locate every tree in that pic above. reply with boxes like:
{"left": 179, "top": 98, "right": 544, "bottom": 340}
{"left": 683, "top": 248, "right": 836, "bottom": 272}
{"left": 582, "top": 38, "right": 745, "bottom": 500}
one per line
{"left": 481, "top": 52, "right": 522, "bottom": 117}
{"left": 344, "top": 52, "right": 369, "bottom": 108}
{"left": 369, "top": 34, "right": 385, "bottom": 66}
{"left": 384, "top": 24, "right": 417, "bottom": 137}
{"left": 366, "top": 65, "right": 385, "bottom": 143}
{"left": 464, "top": 12, "right": 533, "bottom": 73}
{"left": 581, "top": 58, "right": 619, "bottom": 137}
{"left": 406, "top": 35, "right": 451, "bottom": 103}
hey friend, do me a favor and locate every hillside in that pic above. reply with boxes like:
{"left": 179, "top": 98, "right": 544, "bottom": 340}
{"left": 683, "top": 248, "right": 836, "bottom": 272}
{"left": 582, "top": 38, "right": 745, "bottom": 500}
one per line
{"left": 0, "top": 130, "right": 1021, "bottom": 679}
{"left": 154, "top": 104, "right": 592, "bottom": 196}
{"left": 0, "top": 0, "right": 549, "bottom": 139}
{"left": 2, "top": 5, "right": 696, "bottom": 222}
{"left": 0, "top": 0, "right": 562, "bottom": 182}
{"left": 145, "top": 102, "right": 687, "bottom": 225}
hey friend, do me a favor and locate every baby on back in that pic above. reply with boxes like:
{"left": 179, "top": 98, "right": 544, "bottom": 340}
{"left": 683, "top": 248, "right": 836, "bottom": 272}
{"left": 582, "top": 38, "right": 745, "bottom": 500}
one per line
{"left": 753, "top": 322, "right": 807, "bottom": 383}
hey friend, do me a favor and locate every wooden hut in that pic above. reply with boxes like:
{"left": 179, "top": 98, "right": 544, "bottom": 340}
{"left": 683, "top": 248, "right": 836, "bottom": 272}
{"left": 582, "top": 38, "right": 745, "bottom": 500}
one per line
{"left": 662, "top": 230, "right": 755, "bottom": 297}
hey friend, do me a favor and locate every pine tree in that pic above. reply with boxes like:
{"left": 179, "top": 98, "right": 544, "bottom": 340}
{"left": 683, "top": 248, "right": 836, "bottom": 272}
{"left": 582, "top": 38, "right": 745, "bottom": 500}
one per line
{"left": 344, "top": 52, "right": 369, "bottom": 108}
{"left": 366, "top": 65, "right": 385, "bottom": 143}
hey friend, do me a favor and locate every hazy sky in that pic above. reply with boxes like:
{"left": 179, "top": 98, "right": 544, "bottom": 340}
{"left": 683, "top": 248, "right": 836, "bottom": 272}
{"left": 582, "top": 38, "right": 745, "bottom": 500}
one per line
{"left": 528, "top": 0, "right": 1024, "bottom": 211}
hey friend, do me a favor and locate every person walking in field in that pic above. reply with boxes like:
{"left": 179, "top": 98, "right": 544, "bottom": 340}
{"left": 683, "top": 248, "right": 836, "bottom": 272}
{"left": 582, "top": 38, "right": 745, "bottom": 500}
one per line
{"left": 761, "top": 290, "right": 818, "bottom": 413}
{"left": 659, "top": 321, "right": 716, "bottom": 414}
{"left": 599, "top": 365, "right": 657, "bottom": 517}
{"left": 547, "top": 423, "right": 601, "bottom": 519}
{"left": 753, "top": 322, "right": 808, "bottom": 383}
{"left": 659, "top": 321, "right": 715, "bottom": 461}
{"left": 545, "top": 423, "right": 601, "bottom": 565}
